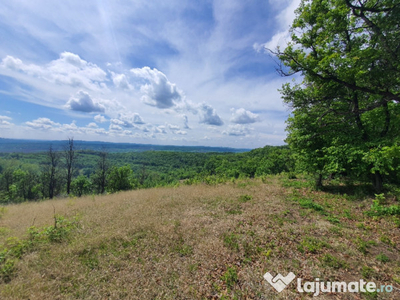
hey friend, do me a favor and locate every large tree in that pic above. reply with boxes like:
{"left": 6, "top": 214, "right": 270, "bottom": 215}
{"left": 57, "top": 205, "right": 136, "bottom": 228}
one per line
{"left": 274, "top": 0, "right": 400, "bottom": 191}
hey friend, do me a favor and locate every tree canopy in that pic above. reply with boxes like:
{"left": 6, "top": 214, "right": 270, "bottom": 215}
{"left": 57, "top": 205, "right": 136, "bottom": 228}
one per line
{"left": 274, "top": 0, "right": 400, "bottom": 191}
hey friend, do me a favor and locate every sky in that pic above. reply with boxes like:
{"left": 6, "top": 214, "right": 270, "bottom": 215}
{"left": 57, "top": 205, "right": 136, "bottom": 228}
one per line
{"left": 0, "top": 0, "right": 301, "bottom": 149}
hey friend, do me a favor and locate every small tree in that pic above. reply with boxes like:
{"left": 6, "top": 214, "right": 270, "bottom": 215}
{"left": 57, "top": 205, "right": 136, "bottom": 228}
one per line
{"left": 64, "top": 138, "right": 76, "bottom": 195}
{"left": 107, "top": 165, "right": 133, "bottom": 193}
{"left": 92, "top": 151, "right": 109, "bottom": 194}
{"left": 43, "top": 145, "right": 61, "bottom": 199}
{"left": 71, "top": 175, "right": 91, "bottom": 197}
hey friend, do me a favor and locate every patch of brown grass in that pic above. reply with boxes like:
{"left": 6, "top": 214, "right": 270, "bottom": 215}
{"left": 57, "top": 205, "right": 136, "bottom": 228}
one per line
{"left": 0, "top": 178, "right": 399, "bottom": 299}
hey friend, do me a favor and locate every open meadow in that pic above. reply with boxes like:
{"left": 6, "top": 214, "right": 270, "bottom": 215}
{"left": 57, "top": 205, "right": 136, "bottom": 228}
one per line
{"left": 0, "top": 177, "right": 399, "bottom": 299}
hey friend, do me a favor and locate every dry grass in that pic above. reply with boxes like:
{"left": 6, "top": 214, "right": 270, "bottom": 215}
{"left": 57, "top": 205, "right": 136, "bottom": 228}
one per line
{"left": 0, "top": 178, "right": 399, "bottom": 299}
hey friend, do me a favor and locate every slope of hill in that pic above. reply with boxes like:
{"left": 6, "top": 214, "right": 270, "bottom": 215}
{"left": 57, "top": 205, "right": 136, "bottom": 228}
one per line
{"left": 0, "top": 138, "right": 251, "bottom": 153}
{"left": 0, "top": 177, "right": 399, "bottom": 299}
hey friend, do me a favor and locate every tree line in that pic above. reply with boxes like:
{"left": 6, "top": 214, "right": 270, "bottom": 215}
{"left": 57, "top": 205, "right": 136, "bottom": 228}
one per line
{"left": 0, "top": 139, "right": 293, "bottom": 203}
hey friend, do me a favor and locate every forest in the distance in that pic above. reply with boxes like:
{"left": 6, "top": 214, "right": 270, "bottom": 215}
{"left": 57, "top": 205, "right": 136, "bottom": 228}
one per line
{"left": 0, "top": 138, "right": 291, "bottom": 203}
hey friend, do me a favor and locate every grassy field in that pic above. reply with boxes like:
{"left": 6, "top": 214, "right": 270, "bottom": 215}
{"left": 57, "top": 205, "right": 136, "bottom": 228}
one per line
{"left": 0, "top": 177, "right": 399, "bottom": 299}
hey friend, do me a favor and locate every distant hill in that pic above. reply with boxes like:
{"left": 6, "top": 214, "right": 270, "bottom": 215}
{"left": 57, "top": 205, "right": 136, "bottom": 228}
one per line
{"left": 0, "top": 138, "right": 251, "bottom": 153}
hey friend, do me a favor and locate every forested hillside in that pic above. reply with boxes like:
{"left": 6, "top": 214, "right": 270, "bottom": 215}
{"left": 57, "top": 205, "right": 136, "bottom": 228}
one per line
{"left": 0, "top": 140, "right": 292, "bottom": 203}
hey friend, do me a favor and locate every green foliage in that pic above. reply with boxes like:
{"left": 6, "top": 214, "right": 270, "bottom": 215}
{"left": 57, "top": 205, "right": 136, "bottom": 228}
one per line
{"left": 376, "top": 253, "right": 390, "bottom": 263}
{"left": 0, "top": 143, "right": 295, "bottom": 203}
{"left": 106, "top": 165, "right": 135, "bottom": 193}
{"left": 238, "top": 194, "right": 252, "bottom": 203}
{"left": 28, "top": 215, "right": 78, "bottom": 243}
{"left": 71, "top": 175, "right": 91, "bottom": 197}
{"left": 298, "top": 199, "right": 325, "bottom": 213}
{"left": 365, "top": 200, "right": 400, "bottom": 216}
{"left": 361, "top": 266, "right": 375, "bottom": 279}
{"left": 276, "top": 0, "right": 400, "bottom": 192}
{"left": 355, "top": 238, "right": 376, "bottom": 255}
{"left": 0, "top": 215, "right": 77, "bottom": 283}
{"left": 221, "top": 266, "right": 238, "bottom": 290}
{"left": 320, "top": 253, "right": 348, "bottom": 269}
{"left": 298, "top": 237, "right": 329, "bottom": 253}
{"left": 223, "top": 233, "right": 240, "bottom": 252}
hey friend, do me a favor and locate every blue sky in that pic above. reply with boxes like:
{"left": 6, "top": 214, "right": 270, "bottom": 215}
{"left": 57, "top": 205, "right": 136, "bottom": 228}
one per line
{"left": 0, "top": 0, "right": 300, "bottom": 148}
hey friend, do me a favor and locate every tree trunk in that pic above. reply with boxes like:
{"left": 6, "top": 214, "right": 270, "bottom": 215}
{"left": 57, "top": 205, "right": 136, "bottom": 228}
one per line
{"left": 372, "top": 171, "right": 383, "bottom": 193}
{"left": 316, "top": 173, "right": 323, "bottom": 189}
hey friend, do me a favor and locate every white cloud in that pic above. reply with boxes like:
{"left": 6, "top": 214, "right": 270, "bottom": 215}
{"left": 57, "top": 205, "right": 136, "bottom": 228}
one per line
{"left": 0, "top": 115, "right": 13, "bottom": 128}
{"left": 111, "top": 72, "right": 132, "bottom": 90}
{"left": 168, "top": 123, "right": 180, "bottom": 131}
{"left": 199, "top": 103, "right": 224, "bottom": 126}
{"left": 65, "top": 90, "right": 105, "bottom": 113}
{"left": 109, "top": 123, "right": 123, "bottom": 131}
{"left": 222, "top": 124, "right": 251, "bottom": 136}
{"left": 153, "top": 125, "right": 167, "bottom": 134}
{"left": 87, "top": 122, "right": 98, "bottom": 128}
{"left": 25, "top": 118, "right": 61, "bottom": 130}
{"left": 1, "top": 52, "right": 108, "bottom": 91}
{"left": 94, "top": 114, "right": 107, "bottom": 123}
{"left": 131, "top": 67, "right": 183, "bottom": 109}
{"left": 230, "top": 108, "right": 259, "bottom": 124}
{"left": 175, "top": 130, "right": 187, "bottom": 135}
{"left": 255, "top": 0, "right": 301, "bottom": 52}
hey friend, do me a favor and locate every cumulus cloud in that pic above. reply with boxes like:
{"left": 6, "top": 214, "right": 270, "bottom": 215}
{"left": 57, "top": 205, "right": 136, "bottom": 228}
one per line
{"left": 1, "top": 52, "right": 107, "bottom": 91}
{"left": 199, "top": 103, "right": 224, "bottom": 126}
{"left": 87, "top": 122, "right": 98, "bottom": 128}
{"left": 109, "top": 124, "right": 123, "bottom": 131}
{"left": 65, "top": 91, "right": 105, "bottom": 113}
{"left": 222, "top": 124, "right": 251, "bottom": 136}
{"left": 153, "top": 125, "right": 167, "bottom": 134}
{"left": 168, "top": 123, "right": 180, "bottom": 131}
{"left": 0, "top": 115, "right": 13, "bottom": 128}
{"left": 131, "top": 67, "right": 183, "bottom": 109}
{"left": 94, "top": 114, "right": 107, "bottom": 123}
{"left": 111, "top": 72, "right": 132, "bottom": 90}
{"left": 230, "top": 108, "right": 259, "bottom": 124}
{"left": 110, "top": 113, "right": 144, "bottom": 129}
{"left": 25, "top": 118, "right": 61, "bottom": 130}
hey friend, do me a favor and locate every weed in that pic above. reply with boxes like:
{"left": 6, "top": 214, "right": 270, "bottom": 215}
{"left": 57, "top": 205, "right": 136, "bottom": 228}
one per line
{"left": 221, "top": 266, "right": 238, "bottom": 290}
{"left": 226, "top": 206, "right": 242, "bottom": 215}
{"left": 365, "top": 199, "right": 400, "bottom": 216}
{"left": 361, "top": 266, "right": 375, "bottom": 279}
{"left": 298, "top": 237, "right": 329, "bottom": 253}
{"left": 329, "top": 226, "right": 342, "bottom": 235}
{"left": 362, "top": 291, "right": 378, "bottom": 300}
{"left": 175, "top": 244, "right": 193, "bottom": 257}
{"left": 0, "top": 207, "right": 7, "bottom": 219}
{"left": 355, "top": 238, "right": 376, "bottom": 255}
{"left": 238, "top": 194, "right": 252, "bottom": 203}
{"left": 223, "top": 233, "right": 240, "bottom": 252}
{"left": 393, "top": 216, "right": 400, "bottom": 228}
{"left": 343, "top": 209, "right": 353, "bottom": 219}
{"left": 79, "top": 248, "right": 99, "bottom": 270}
{"left": 320, "top": 253, "right": 347, "bottom": 269}
{"left": 298, "top": 199, "right": 325, "bottom": 213}
{"left": 380, "top": 235, "right": 395, "bottom": 247}
{"left": 28, "top": 216, "right": 78, "bottom": 243}
{"left": 0, "top": 227, "right": 9, "bottom": 236}
{"left": 376, "top": 253, "right": 390, "bottom": 263}
{"left": 325, "top": 215, "right": 340, "bottom": 224}
{"left": 374, "top": 193, "right": 386, "bottom": 205}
